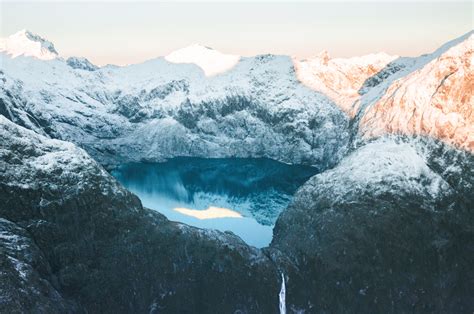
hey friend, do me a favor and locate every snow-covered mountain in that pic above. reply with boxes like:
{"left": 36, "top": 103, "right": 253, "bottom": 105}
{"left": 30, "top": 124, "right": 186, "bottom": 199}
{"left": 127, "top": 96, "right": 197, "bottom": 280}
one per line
{"left": 0, "top": 114, "right": 282, "bottom": 313}
{"left": 1, "top": 29, "right": 471, "bottom": 163}
{"left": 294, "top": 50, "right": 397, "bottom": 116}
{"left": 360, "top": 31, "right": 473, "bottom": 151}
{"left": 0, "top": 30, "right": 59, "bottom": 60}
{"left": 0, "top": 29, "right": 473, "bottom": 313}
{"left": 0, "top": 31, "right": 351, "bottom": 169}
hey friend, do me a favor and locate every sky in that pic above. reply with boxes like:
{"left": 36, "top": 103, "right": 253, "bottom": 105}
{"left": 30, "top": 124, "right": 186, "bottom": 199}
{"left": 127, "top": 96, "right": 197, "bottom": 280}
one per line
{"left": 0, "top": 1, "right": 472, "bottom": 65}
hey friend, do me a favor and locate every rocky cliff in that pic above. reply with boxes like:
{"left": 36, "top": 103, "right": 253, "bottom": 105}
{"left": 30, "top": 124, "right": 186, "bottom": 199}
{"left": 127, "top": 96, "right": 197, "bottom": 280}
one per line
{"left": 0, "top": 30, "right": 473, "bottom": 313}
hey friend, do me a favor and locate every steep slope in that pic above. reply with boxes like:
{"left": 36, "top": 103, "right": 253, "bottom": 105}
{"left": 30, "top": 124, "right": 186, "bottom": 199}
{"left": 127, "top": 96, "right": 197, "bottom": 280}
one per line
{"left": 359, "top": 32, "right": 473, "bottom": 151}
{"left": 0, "top": 29, "right": 58, "bottom": 60}
{"left": 274, "top": 31, "right": 474, "bottom": 312}
{"left": 294, "top": 51, "right": 397, "bottom": 116}
{"left": 2, "top": 30, "right": 470, "bottom": 169}
{"left": 272, "top": 136, "right": 474, "bottom": 312}
{"left": 0, "top": 33, "right": 350, "bottom": 169}
{"left": 66, "top": 57, "right": 99, "bottom": 71}
{"left": 0, "top": 218, "right": 76, "bottom": 312}
{"left": 0, "top": 115, "right": 283, "bottom": 313}
{"left": 0, "top": 29, "right": 473, "bottom": 313}
{"left": 3, "top": 110, "right": 470, "bottom": 312}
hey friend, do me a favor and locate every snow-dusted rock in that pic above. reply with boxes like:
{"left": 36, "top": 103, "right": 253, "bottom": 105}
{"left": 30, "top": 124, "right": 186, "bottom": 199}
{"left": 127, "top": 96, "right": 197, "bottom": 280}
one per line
{"left": 1, "top": 30, "right": 472, "bottom": 168}
{"left": 0, "top": 28, "right": 472, "bottom": 313}
{"left": 360, "top": 31, "right": 474, "bottom": 152}
{"left": 0, "top": 30, "right": 58, "bottom": 60}
{"left": 294, "top": 51, "right": 397, "bottom": 116}
{"left": 66, "top": 56, "right": 98, "bottom": 71}
{"left": 0, "top": 115, "right": 283, "bottom": 313}
{"left": 0, "top": 36, "right": 351, "bottom": 169}
{"left": 0, "top": 218, "right": 75, "bottom": 312}
{"left": 272, "top": 136, "right": 473, "bottom": 312}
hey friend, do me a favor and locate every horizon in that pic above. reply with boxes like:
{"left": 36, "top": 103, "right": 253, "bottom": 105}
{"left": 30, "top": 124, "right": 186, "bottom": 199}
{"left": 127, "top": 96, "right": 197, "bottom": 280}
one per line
{"left": 0, "top": 1, "right": 472, "bottom": 66}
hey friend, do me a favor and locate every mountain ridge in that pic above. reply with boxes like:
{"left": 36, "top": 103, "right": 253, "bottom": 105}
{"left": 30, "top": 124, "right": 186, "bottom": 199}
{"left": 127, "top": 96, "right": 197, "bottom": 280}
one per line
{"left": 0, "top": 29, "right": 472, "bottom": 313}
{"left": 0, "top": 29, "right": 472, "bottom": 156}
{"left": 0, "top": 29, "right": 58, "bottom": 60}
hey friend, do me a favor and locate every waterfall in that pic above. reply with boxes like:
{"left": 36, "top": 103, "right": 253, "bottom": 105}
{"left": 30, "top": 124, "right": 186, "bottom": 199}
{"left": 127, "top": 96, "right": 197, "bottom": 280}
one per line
{"left": 279, "top": 273, "right": 286, "bottom": 314}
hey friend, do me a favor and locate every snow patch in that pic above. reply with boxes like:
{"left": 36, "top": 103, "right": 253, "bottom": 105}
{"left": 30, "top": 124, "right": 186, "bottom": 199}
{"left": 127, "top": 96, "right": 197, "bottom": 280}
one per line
{"left": 165, "top": 44, "right": 240, "bottom": 76}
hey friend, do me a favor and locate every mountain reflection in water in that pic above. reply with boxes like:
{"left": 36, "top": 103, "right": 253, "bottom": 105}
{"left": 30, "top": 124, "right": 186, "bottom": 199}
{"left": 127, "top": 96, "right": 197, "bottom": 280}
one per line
{"left": 111, "top": 157, "right": 318, "bottom": 247}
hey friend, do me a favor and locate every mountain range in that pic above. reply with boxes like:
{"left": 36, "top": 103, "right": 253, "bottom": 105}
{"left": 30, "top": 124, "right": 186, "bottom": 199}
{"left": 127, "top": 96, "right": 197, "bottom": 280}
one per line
{"left": 0, "top": 29, "right": 473, "bottom": 313}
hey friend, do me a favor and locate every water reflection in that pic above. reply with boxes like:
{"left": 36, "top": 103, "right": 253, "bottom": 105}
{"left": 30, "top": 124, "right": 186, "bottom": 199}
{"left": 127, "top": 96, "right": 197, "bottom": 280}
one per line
{"left": 174, "top": 206, "right": 243, "bottom": 219}
{"left": 111, "top": 158, "right": 318, "bottom": 247}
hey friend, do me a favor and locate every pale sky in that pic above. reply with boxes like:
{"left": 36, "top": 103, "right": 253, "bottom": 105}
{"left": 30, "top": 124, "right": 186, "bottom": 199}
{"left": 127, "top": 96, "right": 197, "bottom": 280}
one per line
{"left": 0, "top": 1, "right": 472, "bottom": 65}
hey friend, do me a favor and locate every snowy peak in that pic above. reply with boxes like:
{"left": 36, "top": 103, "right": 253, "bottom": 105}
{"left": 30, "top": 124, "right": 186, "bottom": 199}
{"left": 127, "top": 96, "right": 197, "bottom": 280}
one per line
{"left": 0, "top": 30, "right": 58, "bottom": 60}
{"left": 66, "top": 56, "right": 98, "bottom": 71}
{"left": 294, "top": 51, "right": 397, "bottom": 116}
{"left": 165, "top": 44, "right": 240, "bottom": 76}
{"left": 317, "top": 50, "right": 330, "bottom": 65}
{"left": 360, "top": 31, "right": 474, "bottom": 151}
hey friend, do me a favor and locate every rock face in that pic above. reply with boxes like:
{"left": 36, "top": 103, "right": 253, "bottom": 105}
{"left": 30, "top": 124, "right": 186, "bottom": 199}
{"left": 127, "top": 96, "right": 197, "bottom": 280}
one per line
{"left": 0, "top": 30, "right": 58, "bottom": 60}
{"left": 294, "top": 51, "right": 397, "bottom": 116}
{"left": 0, "top": 29, "right": 473, "bottom": 313}
{"left": 272, "top": 137, "right": 474, "bottom": 312}
{"left": 0, "top": 218, "right": 76, "bottom": 312}
{"left": 0, "top": 116, "right": 281, "bottom": 313}
{"left": 360, "top": 32, "right": 473, "bottom": 152}
{"left": 66, "top": 57, "right": 99, "bottom": 71}
{"left": 0, "top": 42, "right": 351, "bottom": 170}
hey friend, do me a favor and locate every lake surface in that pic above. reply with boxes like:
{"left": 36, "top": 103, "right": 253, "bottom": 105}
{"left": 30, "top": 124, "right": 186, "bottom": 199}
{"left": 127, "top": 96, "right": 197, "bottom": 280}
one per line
{"left": 111, "top": 158, "right": 318, "bottom": 247}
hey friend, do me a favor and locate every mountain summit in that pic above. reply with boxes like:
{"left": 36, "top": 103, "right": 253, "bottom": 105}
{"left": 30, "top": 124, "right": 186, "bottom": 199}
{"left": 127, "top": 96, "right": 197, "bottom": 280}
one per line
{"left": 165, "top": 44, "right": 240, "bottom": 76}
{"left": 0, "top": 30, "right": 58, "bottom": 60}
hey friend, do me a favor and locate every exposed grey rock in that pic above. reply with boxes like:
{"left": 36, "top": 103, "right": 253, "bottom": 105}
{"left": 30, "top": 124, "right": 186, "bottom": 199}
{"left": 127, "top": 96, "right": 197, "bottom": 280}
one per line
{"left": 0, "top": 52, "right": 351, "bottom": 170}
{"left": 0, "top": 31, "right": 472, "bottom": 314}
{"left": 272, "top": 137, "right": 474, "bottom": 312}
{"left": 66, "top": 57, "right": 98, "bottom": 71}
{"left": 0, "top": 218, "right": 77, "bottom": 313}
{"left": 0, "top": 116, "right": 281, "bottom": 313}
